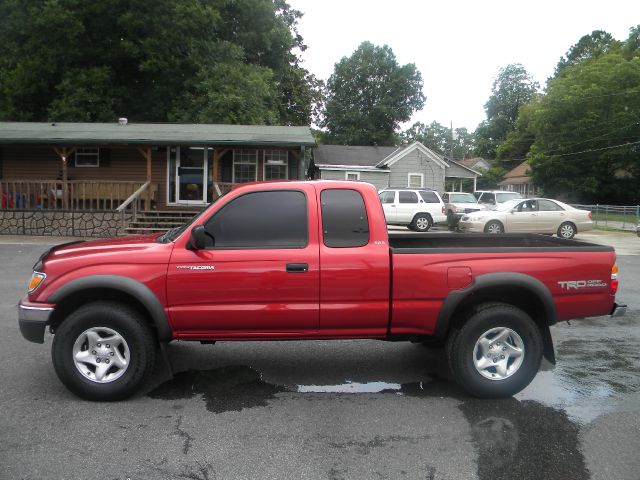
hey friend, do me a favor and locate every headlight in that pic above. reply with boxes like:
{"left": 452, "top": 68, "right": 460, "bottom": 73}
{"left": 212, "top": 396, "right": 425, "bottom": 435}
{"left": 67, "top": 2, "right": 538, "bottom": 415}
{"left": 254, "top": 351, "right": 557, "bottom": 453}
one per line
{"left": 28, "top": 272, "right": 46, "bottom": 293}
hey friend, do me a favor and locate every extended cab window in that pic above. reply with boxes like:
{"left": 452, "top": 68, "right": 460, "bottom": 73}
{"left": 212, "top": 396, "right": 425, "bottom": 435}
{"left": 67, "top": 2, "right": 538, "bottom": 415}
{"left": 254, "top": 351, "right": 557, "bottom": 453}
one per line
{"left": 321, "top": 189, "right": 369, "bottom": 248}
{"left": 398, "top": 191, "right": 418, "bottom": 203}
{"left": 205, "top": 190, "right": 307, "bottom": 248}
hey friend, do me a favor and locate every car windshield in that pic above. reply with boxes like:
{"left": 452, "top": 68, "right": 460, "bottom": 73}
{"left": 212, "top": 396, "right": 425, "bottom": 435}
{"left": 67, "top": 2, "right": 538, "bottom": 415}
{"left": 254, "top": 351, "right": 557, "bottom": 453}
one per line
{"left": 496, "top": 199, "right": 523, "bottom": 211}
{"left": 450, "top": 193, "right": 477, "bottom": 203}
{"left": 496, "top": 192, "right": 522, "bottom": 203}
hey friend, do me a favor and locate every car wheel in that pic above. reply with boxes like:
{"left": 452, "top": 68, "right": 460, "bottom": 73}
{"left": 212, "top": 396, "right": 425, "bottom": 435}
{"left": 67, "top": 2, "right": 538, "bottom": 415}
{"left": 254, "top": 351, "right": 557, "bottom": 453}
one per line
{"left": 484, "top": 220, "right": 504, "bottom": 234}
{"left": 52, "top": 301, "right": 156, "bottom": 401}
{"left": 447, "top": 303, "right": 543, "bottom": 398}
{"left": 557, "top": 222, "right": 576, "bottom": 239}
{"left": 411, "top": 214, "right": 432, "bottom": 232}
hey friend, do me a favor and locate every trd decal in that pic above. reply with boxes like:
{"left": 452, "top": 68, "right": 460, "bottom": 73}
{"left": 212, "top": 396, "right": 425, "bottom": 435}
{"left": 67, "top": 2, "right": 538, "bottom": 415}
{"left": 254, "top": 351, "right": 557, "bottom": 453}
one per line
{"left": 558, "top": 280, "right": 607, "bottom": 289}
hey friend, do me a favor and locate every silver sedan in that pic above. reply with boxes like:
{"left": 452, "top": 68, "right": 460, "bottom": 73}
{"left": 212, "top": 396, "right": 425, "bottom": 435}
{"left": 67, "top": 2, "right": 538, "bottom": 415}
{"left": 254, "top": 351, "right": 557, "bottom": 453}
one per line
{"left": 458, "top": 198, "right": 593, "bottom": 239}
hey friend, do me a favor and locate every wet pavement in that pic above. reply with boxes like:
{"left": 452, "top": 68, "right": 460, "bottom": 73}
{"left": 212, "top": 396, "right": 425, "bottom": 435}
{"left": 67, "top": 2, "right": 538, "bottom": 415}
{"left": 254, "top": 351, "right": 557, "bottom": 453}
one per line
{"left": 0, "top": 241, "right": 639, "bottom": 479}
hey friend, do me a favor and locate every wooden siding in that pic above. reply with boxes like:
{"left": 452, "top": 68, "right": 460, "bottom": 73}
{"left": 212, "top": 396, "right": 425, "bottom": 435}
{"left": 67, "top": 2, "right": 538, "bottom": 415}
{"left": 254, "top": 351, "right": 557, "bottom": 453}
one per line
{"left": 320, "top": 169, "right": 389, "bottom": 190}
{"left": 388, "top": 149, "right": 445, "bottom": 192}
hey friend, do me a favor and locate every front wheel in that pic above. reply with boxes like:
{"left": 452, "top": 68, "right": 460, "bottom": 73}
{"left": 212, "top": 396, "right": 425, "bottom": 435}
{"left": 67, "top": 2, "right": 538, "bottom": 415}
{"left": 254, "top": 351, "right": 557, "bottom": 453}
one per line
{"left": 411, "top": 214, "right": 432, "bottom": 232}
{"left": 446, "top": 303, "right": 543, "bottom": 398}
{"left": 52, "top": 301, "right": 156, "bottom": 401}
{"left": 557, "top": 222, "right": 576, "bottom": 239}
{"left": 484, "top": 220, "right": 504, "bottom": 234}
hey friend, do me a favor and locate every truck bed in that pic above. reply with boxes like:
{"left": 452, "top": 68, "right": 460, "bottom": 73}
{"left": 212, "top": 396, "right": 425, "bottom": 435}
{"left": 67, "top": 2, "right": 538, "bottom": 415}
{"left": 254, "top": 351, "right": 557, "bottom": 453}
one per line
{"left": 388, "top": 233, "right": 614, "bottom": 253}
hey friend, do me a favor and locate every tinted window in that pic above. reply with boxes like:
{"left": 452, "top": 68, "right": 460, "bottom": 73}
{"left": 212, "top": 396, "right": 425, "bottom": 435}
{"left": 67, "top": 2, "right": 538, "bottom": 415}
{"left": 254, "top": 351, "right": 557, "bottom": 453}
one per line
{"left": 479, "top": 193, "right": 495, "bottom": 203}
{"left": 419, "top": 191, "right": 440, "bottom": 203}
{"left": 398, "top": 191, "right": 418, "bottom": 203}
{"left": 379, "top": 191, "right": 395, "bottom": 204}
{"left": 321, "top": 189, "right": 369, "bottom": 248}
{"left": 538, "top": 199, "right": 564, "bottom": 211}
{"left": 205, "top": 190, "right": 307, "bottom": 248}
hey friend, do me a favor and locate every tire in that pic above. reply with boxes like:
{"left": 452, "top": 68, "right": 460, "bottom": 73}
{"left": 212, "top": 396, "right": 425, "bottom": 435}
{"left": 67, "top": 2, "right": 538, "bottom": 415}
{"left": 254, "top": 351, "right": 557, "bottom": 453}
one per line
{"left": 484, "top": 220, "right": 504, "bottom": 234}
{"left": 447, "top": 211, "right": 457, "bottom": 230}
{"left": 52, "top": 301, "right": 156, "bottom": 401}
{"left": 557, "top": 222, "right": 576, "bottom": 239}
{"left": 446, "top": 303, "right": 543, "bottom": 398}
{"left": 411, "top": 213, "right": 433, "bottom": 232}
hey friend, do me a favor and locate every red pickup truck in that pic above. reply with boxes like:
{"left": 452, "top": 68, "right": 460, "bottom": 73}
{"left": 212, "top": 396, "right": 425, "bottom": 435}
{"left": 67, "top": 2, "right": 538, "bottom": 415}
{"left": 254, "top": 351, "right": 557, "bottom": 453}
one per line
{"left": 18, "top": 181, "right": 625, "bottom": 400}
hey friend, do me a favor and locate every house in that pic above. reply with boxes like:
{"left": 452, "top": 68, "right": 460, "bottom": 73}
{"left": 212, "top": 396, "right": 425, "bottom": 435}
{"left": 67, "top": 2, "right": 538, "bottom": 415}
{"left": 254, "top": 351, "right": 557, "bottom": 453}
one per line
{"left": 498, "top": 160, "right": 538, "bottom": 197}
{"left": 311, "top": 142, "right": 482, "bottom": 192}
{"left": 0, "top": 121, "right": 314, "bottom": 235}
{"left": 459, "top": 157, "right": 492, "bottom": 171}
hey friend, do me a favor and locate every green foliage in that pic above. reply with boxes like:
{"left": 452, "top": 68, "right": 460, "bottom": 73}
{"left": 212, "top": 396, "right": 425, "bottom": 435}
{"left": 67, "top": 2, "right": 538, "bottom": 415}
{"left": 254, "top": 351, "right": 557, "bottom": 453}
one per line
{"left": 474, "top": 64, "right": 539, "bottom": 158}
{"left": 322, "top": 42, "right": 425, "bottom": 146}
{"left": 476, "top": 165, "right": 507, "bottom": 190}
{"left": 555, "top": 30, "right": 622, "bottom": 76}
{"left": 0, "top": 0, "right": 321, "bottom": 125}
{"left": 402, "top": 121, "right": 475, "bottom": 159}
{"left": 527, "top": 50, "right": 640, "bottom": 202}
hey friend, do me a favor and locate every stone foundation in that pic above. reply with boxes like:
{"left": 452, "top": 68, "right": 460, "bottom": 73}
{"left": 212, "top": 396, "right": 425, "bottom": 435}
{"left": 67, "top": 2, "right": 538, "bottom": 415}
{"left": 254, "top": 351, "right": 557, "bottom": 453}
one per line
{"left": 0, "top": 211, "right": 132, "bottom": 237}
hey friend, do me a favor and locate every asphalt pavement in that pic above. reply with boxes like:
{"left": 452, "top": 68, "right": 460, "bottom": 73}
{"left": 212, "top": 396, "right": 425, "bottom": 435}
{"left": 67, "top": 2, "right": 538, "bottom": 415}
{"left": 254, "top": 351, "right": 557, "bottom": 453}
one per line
{"left": 1, "top": 233, "right": 639, "bottom": 480}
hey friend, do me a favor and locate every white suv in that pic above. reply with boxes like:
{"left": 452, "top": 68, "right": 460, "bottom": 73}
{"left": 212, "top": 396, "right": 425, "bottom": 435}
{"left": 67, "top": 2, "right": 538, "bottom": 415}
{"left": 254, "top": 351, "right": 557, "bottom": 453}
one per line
{"left": 378, "top": 188, "right": 446, "bottom": 232}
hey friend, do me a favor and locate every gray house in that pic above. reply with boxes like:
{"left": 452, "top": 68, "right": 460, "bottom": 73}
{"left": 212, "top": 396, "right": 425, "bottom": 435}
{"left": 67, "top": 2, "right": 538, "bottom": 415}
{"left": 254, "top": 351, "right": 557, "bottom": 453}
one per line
{"left": 311, "top": 141, "right": 481, "bottom": 192}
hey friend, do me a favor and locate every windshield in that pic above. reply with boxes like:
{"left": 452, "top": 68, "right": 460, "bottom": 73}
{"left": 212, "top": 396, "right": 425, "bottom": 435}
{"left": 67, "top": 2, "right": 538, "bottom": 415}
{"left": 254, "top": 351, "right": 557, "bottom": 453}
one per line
{"left": 157, "top": 193, "right": 228, "bottom": 243}
{"left": 496, "top": 192, "right": 522, "bottom": 203}
{"left": 450, "top": 193, "right": 477, "bottom": 203}
{"left": 496, "top": 199, "right": 522, "bottom": 211}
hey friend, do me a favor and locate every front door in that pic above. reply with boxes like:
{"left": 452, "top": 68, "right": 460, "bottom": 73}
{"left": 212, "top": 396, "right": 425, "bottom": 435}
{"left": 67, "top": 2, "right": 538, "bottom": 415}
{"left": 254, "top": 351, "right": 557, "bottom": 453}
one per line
{"left": 168, "top": 146, "right": 209, "bottom": 205}
{"left": 506, "top": 199, "right": 539, "bottom": 232}
{"left": 167, "top": 187, "right": 320, "bottom": 337}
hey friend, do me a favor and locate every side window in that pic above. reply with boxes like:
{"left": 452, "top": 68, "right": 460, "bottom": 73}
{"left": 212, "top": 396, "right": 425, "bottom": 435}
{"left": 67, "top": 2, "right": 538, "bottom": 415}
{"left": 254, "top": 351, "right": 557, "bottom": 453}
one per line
{"left": 538, "top": 199, "right": 564, "bottom": 211}
{"left": 517, "top": 200, "right": 537, "bottom": 212}
{"left": 442, "top": 193, "right": 449, "bottom": 202}
{"left": 321, "top": 189, "right": 369, "bottom": 248}
{"left": 205, "top": 190, "right": 307, "bottom": 248}
{"left": 419, "top": 191, "right": 439, "bottom": 203}
{"left": 379, "top": 191, "right": 396, "bottom": 204}
{"left": 480, "top": 193, "right": 495, "bottom": 204}
{"left": 398, "top": 191, "right": 418, "bottom": 203}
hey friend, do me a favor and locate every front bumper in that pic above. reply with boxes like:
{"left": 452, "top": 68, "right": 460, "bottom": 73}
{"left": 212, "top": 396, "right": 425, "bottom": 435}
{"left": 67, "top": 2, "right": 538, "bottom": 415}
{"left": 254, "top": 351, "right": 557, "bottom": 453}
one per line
{"left": 18, "top": 297, "right": 54, "bottom": 343}
{"left": 611, "top": 302, "right": 627, "bottom": 317}
{"left": 458, "top": 219, "right": 486, "bottom": 233}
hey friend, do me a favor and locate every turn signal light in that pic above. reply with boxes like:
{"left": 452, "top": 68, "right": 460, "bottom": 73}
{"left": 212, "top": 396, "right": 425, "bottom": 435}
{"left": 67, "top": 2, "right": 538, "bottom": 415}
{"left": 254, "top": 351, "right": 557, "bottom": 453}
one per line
{"left": 610, "top": 263, "right": 619, "bottom": 295}
{"left": 28, "top": 272, "right": 46, "bottom": 293}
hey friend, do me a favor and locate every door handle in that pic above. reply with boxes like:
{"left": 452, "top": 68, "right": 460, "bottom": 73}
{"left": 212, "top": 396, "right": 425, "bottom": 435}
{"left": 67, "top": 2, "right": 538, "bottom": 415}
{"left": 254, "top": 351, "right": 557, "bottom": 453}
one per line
{"left": 286, "top": 263, "right": 308, "bottom": 273}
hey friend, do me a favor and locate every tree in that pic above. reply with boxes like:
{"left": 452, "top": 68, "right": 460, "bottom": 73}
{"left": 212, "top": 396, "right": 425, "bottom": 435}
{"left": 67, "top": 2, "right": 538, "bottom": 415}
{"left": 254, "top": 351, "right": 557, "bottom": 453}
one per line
{"left": 474, "top": 64, "right": 539, "bottom": 158}
{"left": 475, "top": 165, "right": 507, "bottom": 190}
{"left": 402, "top": 121, "right": 475, "bottom": 159}
{"left": 322, "top": 42, "right": 425, "bottom": 146}
{"left": 0, "top": 0, "right": 321, "bottom": 125}
{"left": 528, "top": 51, "right": 640, "bottom": 203}
{"left": 555, "top": 30, "right": 622, "bottom": 76}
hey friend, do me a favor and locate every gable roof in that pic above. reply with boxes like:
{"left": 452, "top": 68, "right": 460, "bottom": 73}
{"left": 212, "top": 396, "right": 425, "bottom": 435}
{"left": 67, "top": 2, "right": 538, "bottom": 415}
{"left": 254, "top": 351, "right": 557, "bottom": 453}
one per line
{"left": 313, "top": 145, "right": 401, "bottom": 168}
{"left": 499, "top": 160, "right": 532, "bottom": 185}
{"left": 376, "top": 142, "right": 448, "bottom": 169}
{"left": 0, "top": 122, "right": 315, "bottom": 147}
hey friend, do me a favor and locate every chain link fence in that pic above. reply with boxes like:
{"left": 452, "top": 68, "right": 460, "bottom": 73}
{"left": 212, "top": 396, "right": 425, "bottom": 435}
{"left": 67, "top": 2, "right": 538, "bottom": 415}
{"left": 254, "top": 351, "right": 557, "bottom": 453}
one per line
{"left": 571, "top": 204, "right": 640, "bottom": 231}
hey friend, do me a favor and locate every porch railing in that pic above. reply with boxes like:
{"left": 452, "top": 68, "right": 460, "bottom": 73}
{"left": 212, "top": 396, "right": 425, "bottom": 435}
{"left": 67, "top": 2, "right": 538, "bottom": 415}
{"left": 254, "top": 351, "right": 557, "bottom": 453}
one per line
{"left": 116, "top": 181, "right": 152, "bottom": 229}
{"left": 0, "top": 180, "right": 157, "bottom": 211}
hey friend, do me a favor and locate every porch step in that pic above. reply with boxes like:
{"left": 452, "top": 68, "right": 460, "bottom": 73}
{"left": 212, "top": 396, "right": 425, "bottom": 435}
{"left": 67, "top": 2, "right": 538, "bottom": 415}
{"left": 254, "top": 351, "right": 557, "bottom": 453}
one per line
{"left": 123, "top": 210, "right": 200, "bottom": 235}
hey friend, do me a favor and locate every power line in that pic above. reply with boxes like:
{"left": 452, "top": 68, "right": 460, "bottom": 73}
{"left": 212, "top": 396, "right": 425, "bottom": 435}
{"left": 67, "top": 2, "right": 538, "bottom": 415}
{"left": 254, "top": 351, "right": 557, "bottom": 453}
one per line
{"left": 551, "top": 139, "right": 640, "bottom": 157}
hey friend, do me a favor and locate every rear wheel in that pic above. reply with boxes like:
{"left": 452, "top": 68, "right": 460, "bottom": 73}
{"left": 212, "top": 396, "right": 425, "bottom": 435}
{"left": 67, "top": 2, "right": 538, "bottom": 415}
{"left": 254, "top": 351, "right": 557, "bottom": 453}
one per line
{"left": 52, "top": 301, "right": 156, "bottom": 401}
{"left": 484, "top": 220, "right": 504, "bottom": 234}
{"left": 411, "top": 213, "right": 433, "bottom": 232}
{"left": 557, "top": 222, "right": 576, "bottom": 239}
{"left": 446, "top": 303, "right": 543, "bottom": 398}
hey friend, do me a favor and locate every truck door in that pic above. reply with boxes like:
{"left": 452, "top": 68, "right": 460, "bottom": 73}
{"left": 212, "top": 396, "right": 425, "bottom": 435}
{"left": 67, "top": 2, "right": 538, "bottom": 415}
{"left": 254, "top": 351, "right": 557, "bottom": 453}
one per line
{"left": 318, "top": 187, "right": 390, "bottom": 335}
{"left": 395, "top": 190, "right": 420, "bottom": 223}
{"left": 379, "top": 190, "right": 397, "bottom": 222}
{"left": 167, "top": 187, "right": 320, "bottom": 336}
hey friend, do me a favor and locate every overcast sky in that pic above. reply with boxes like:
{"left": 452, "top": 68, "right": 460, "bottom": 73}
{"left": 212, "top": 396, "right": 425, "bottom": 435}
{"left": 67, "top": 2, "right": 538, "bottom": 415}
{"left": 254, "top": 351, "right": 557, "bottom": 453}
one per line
{"left": 288, "top": 0, "right": 640, "bottom": 132}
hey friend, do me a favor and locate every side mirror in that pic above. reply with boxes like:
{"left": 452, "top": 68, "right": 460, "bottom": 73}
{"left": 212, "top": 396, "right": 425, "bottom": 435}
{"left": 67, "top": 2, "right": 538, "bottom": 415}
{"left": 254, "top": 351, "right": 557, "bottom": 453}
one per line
{"left": 189, "top": 225, "right": 207, "bottom": 250}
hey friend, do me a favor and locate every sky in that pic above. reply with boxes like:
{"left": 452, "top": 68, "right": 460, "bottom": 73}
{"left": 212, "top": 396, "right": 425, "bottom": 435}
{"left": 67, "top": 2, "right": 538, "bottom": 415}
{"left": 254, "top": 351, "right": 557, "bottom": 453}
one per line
{"left": 288, "top": 0, "right": 640, "bottom": 132}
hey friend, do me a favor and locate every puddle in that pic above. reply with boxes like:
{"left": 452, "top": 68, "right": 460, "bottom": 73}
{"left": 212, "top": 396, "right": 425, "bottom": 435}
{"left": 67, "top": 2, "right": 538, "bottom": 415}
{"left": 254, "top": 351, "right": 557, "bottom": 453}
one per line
{"left": 148, "top": 365, "right": 589, "bottom": 480}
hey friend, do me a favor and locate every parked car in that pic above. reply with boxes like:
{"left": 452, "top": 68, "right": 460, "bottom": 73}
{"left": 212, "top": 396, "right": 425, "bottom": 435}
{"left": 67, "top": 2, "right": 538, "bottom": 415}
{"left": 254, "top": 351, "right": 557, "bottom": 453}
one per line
{"left": 442, "top": 192, "right": 487, "bottom": 229}
{"left": 18, "top": 181, "right": 623, "bottom": 400}
{"left": 458, "top": 198, "right": 593, "bottom": 239}
{"left": 378, "top": 188, "right": 446, "bottom": 231}
{"left": 474, "top": 190, "right": 522, "bottom": 209}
